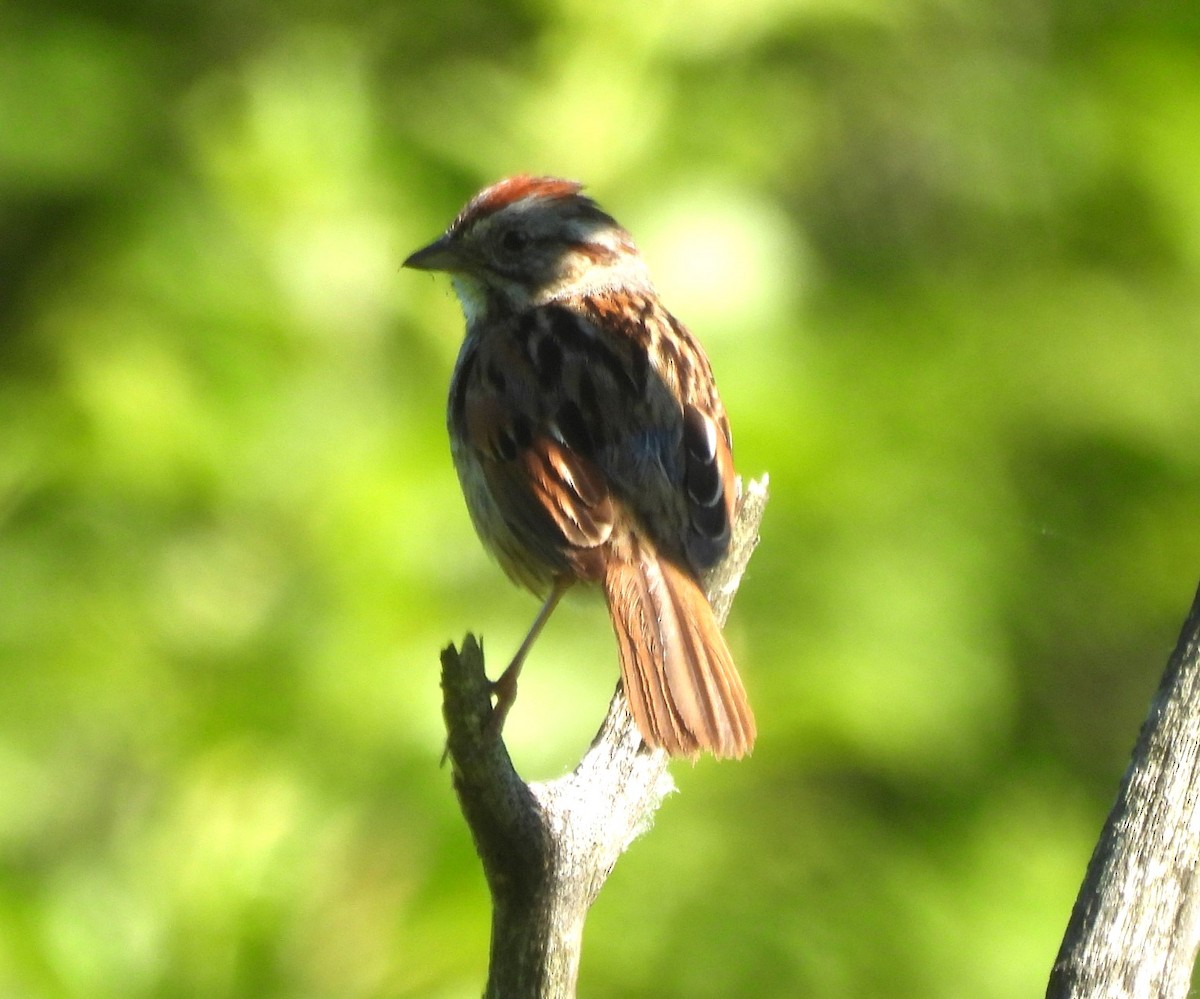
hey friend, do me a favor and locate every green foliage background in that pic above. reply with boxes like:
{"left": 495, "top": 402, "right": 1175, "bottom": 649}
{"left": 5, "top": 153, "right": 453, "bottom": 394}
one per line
{"left": 3, "top": 0, "right": 1199, "bottom": 995}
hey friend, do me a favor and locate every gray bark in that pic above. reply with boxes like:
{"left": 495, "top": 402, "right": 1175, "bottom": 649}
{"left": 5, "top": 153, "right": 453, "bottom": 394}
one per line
{"left": 1048, "top": 580, "right": 1200, "bottom": 998}
{"left": 440, "top": 477, "right": 769, "bottom": 999}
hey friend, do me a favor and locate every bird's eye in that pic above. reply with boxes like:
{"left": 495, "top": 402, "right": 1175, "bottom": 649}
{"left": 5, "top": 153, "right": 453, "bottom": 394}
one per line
{"left": 500, "top": 230, "right": 528, "bottom": 253}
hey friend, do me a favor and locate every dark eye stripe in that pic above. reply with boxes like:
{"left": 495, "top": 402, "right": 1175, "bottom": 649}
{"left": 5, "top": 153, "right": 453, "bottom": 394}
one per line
{"left": 500, "top": 230, "right": 528, "bottom": 252}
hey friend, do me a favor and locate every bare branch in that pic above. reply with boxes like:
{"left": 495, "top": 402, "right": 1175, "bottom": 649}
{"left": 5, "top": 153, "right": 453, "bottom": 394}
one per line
{"left": 440, "top": 476, "right": 769, "bottom": 998}
{"left": 1048, "top": 580, "right": 1200, "bottom": 998}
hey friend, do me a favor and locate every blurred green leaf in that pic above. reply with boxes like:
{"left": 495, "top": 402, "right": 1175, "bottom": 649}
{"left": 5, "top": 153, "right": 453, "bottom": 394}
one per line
{"left": 1, "top": 0, "right": 1198, "bottom": 995}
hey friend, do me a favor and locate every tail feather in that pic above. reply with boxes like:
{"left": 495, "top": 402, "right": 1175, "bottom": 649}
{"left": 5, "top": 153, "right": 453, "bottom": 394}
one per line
{"left": 605, "top": 542, "right": 755, "bottom": 758}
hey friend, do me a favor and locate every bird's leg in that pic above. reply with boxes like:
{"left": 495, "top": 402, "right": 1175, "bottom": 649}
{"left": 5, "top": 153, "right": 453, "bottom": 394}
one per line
{"left": 489, "top": 577, "right": 571, "bottom": 735}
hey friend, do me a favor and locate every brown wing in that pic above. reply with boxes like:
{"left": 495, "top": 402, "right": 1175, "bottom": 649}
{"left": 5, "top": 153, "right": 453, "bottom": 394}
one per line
{"left": 482, "top": 435, "right": 614, "bottom": 581}
{"left": 679, "top": 400, "right": 735, "bottom": 571}
{"left": 537, "top": 297, "right": 737, "bottom": 574}
{"left": 452, "top": 331, "right": 615, "bottom": 586}
{"left": 451, "top": 293, "right": 734, "bottom": 584}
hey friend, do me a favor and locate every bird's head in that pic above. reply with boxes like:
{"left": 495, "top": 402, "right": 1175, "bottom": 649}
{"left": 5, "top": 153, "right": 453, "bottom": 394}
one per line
{"left": 404, "top": 176, "right": 651, "bottom": 318}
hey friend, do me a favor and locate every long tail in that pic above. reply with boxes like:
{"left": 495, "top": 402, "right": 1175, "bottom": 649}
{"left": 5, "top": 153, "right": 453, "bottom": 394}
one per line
{"left": 603, "top": 540, "right": 756, "bottom": 759}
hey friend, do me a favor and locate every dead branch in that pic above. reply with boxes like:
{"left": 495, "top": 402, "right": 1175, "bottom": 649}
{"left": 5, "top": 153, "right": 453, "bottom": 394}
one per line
{"left": 440, "top": 476, "right": 769, "bottom": 998}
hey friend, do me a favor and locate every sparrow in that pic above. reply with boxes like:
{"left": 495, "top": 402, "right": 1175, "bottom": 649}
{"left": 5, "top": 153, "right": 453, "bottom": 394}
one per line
{"left": 405, "top": 176, "right": 755, "bottom": 758}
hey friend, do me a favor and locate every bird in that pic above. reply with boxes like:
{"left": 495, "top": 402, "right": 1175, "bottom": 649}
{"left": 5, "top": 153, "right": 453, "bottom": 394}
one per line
{"left": 404, "top": 175, "right": 755, "bottom": 758}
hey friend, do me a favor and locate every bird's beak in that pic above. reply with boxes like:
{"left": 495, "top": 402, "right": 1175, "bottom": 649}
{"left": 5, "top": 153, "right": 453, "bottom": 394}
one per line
{"left": 403, "top": 234, "right": 462, "bottom": 273}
